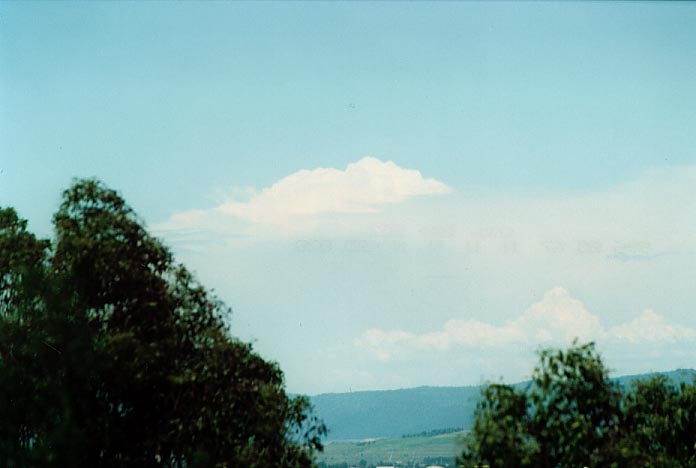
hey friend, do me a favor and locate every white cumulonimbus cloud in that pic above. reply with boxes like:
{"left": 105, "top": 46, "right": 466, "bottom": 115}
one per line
{"left": 159, "top": 157, "right": 450, "bottom": 232}
{"left": 218, "top": 157, "right": 450, "bottom": 222}
{"left": 356, "top": 287, "right": 696, "bottom": 361}
{"left": 608, "top": 309, "right": 696, "bottom": 344}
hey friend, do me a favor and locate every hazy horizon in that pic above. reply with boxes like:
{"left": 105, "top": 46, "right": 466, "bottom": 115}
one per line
{"left": 2, "top": 2, "right": 696, "bottom": 395}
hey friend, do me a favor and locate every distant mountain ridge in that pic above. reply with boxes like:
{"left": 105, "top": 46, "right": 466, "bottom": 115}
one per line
{"left": 310, "top": 369, "right": 696, "bottom": 440}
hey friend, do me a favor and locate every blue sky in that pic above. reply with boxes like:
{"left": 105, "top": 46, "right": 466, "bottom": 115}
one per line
{"left": 2, "top": 2, "right": 696, "bottom": 394}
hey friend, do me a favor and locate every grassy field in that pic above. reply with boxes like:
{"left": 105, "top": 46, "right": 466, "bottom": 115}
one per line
{"left": 318, "top": 431, "right": 465, "bottom": 467}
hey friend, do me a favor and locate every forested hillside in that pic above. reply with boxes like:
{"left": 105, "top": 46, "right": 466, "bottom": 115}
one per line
{"left": 312, "top": 369, "right": 696, "bottom": 440}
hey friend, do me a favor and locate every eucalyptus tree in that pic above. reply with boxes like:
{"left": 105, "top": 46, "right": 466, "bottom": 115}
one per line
{"left": 0, "top": 179, "right": 324, "bottom": 467}
{"left": 459, "top": 341, "right": 696, "bottom": 467}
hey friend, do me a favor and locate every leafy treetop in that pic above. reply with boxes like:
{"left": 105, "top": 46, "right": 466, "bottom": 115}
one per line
{"left": 0, "top": 178, "right": 325, "bottom": 467}
{"left": 459, "top": 341, "right": 696, "bottom": 468}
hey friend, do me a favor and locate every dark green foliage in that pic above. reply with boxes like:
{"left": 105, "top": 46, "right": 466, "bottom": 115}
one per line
{"left": 459, "top": 342, "right": 696, "bottom": 467}
{"left": 619, "top": 376, "right": 696, "bottom": 467}
{"left": 0, "top": 179, "right": 325, "bottom": 467}
{"left": 529, "top": 343, "right": 624, "bottom": 467}
{"left": 461, "top": 383, "right": 536, "bottom": 467}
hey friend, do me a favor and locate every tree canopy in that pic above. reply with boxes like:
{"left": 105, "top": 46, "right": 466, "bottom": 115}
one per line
{"left": 459, "top": 341, "right": 696, "bottom": 467}
{"left": 0, "top": 179, "right": 325, "bottom": 467}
